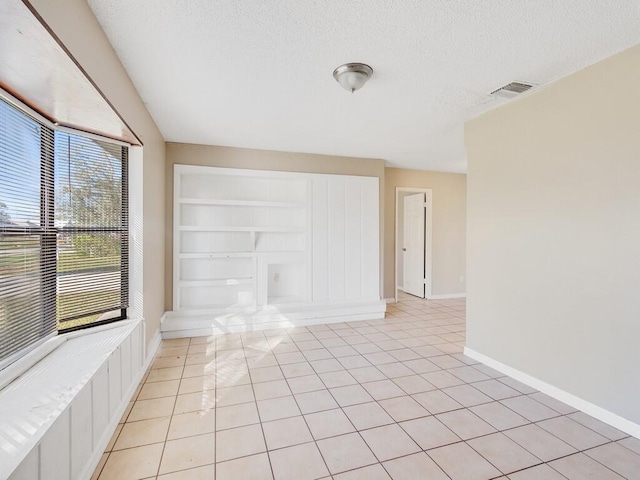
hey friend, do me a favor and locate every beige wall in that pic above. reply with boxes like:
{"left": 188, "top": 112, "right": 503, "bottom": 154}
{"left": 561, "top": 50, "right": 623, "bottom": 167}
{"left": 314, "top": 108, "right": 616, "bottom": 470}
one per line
{"left": 30, "top": 0, "right": 166, "bottom": 347}
{"left": 165, "top": 143, "right": 385, "bottom": 311}
{"left": 383, "top": 168, "right": 467, "bottom": 299}
{"left": 465, "top": 45, "right": 640, "bottom": 424}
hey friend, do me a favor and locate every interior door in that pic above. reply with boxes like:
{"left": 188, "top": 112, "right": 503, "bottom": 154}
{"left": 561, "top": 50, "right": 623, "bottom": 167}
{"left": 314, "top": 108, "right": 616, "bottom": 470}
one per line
{"left": 403, "top": 193, "right": 425, "bottom": 298}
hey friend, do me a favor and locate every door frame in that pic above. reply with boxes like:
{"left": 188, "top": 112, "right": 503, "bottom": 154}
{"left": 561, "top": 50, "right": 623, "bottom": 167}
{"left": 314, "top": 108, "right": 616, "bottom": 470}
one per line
{"left": 394, "top": 187, "right": 433, "bottom": 302}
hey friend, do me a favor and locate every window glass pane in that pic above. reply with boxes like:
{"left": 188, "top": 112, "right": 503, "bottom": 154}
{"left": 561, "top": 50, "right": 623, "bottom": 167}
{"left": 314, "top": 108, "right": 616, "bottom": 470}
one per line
{"left": 54, "top": 132, "right": 123, "bottom": 229}
{"left": 54, "top": 131, "right": 127, "bottom": 330}
{"left": 0, "top": 100, "right": 42, "bottom": 227}
{"left": 57, "top": 232, "right": 123, "bottom": 328}
{"left": 0, "top": 234, "right": 54, "bottom": 361}
{"left": 0, "top": 96, "right": 128, "bottom": 365}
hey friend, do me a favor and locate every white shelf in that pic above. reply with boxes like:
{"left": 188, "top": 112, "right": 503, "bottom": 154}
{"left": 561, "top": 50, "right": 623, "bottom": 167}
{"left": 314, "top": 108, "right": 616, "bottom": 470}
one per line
{"left": 179, "top": 278, "right": 253, "bottom": 287}
{"left": 179, "top": 198, "right": 305, "bottom": 208}
{"left": 179, "top": 252, "right": 305, "bottom": 259}
{"left": 179, "top": 252, "right": 254, "bottom": 259}
{"left": 174, "top": 165, "right": 312, "bottom": 315}
{"left": 179, "top": 226, "right": 305, "bottom": 233}
{"left": 171, "top": 164, "right": 383, "bottom": 334}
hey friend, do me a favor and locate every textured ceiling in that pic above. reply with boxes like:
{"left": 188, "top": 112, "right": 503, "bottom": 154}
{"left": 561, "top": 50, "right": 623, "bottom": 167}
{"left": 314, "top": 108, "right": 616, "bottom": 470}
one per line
{"left": 86, "top": 0, "right": 640, "bottom": 172}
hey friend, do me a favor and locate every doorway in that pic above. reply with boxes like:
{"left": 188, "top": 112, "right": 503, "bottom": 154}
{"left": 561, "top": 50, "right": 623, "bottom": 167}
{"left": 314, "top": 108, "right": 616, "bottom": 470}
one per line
{"left": 395, "top": 187, "right": 432, "bottom": 302}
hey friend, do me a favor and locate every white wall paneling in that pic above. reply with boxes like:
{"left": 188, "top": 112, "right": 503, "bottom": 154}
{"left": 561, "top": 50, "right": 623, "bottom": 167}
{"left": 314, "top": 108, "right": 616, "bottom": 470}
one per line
{"left": 345, "top": 177, "right": 363, "bottom": 300}
{"left": 327, "top": 176, "right": 346, "bottom": 301}
{"left": 360, "top": 178, "right": 380, "bottom": 300}
{"left": 3, "top": 320, "right": 157, "bottom": 480}
{"left": 40, "top": 408, "right": 71, "bottom": 480}
{"left": 164, "top": 165, "right": 385, "bottom": 336}
{"left": 311, "top": 177, "right": 329, "bottom": 302}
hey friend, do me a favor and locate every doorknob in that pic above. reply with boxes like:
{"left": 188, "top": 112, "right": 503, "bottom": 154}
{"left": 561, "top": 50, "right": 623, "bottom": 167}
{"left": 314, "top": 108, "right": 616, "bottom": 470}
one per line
{"left": 402, "top": 248, "right": 406, "bottom": 251}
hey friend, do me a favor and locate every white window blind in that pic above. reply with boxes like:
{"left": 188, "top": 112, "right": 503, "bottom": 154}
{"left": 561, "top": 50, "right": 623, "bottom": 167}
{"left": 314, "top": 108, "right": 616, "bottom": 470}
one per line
{"left": 0, "top": 97, "right": 128, "bottom": 367}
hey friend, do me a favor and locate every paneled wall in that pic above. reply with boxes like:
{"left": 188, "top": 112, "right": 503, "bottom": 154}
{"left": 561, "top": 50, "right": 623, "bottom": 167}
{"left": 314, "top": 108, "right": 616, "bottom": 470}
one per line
{"left": 4, "top": 321, "right": 152, "bottom": 480}
{"left": 311, "top": 175, "right": 379, "bottom": 303}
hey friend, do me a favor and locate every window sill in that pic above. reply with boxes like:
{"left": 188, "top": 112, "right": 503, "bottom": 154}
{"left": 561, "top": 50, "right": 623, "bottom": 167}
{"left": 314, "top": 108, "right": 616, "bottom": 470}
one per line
{"left": 0, "top": 318, "right": 151, "bottom": 480}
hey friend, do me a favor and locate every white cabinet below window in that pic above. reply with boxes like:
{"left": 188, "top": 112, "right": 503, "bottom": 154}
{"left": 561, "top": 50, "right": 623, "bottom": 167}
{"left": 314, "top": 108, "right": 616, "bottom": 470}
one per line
{"left": 163, "top": 165, "right": 385, "bottom": 337}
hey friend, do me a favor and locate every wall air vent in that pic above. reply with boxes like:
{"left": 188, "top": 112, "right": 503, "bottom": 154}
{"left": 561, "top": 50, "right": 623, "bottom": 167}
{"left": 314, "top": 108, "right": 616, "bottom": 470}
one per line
{"left": 490, "top": 82, "right": 534, "bottom": 98}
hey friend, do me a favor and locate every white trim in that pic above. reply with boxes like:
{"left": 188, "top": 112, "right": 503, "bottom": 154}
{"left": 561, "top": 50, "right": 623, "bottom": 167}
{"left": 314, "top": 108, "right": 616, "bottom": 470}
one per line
{"left": 464, "top": 347, "right": 640, "bottom": 439}
{"left": 384, "top": 297, "right": 396, "bottom": 304}
{"left": 174, "top": 164, "right": 380, "bottom": 181}
{"left": 80, "top": 326, "right": 161, "bottom": 480}
{"left": 0, "top": 335, "right": 61, "bottom": 389}
{"left": 64, "top": 318, "right": 142, "bottom": 340}
{"left": 145, "top": 329, "right": 163, "bottom": 367}
{"left": 162, "top": 310, "right": 386, "bottom": 339}
{"left": 394, "top": 187, "right": 433, "bottom": 303}
{"left": 0, "top": 87, "right": 130, "bottom": 146}
{"left": 173, "top": 164, "right": 181, "bottom": 312}
{"left": 128, "top": 146, "right": 144, "bottom": 322}
{"left": 161, "top": 300, "right": 387, "bottom": 338}
{"left": 0, "top": 319, "right": 143, "bottom": 391}
{"left": 428, "top": 293, "right": 466, "bottom": 300}
{"left": 0, "top": 333, "right": 59, "bottom": 378}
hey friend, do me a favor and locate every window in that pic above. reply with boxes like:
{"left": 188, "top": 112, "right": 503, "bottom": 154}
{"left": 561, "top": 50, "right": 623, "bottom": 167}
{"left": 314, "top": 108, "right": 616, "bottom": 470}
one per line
{"left": 0, "top": 97, "right": 128, "bottom": 367}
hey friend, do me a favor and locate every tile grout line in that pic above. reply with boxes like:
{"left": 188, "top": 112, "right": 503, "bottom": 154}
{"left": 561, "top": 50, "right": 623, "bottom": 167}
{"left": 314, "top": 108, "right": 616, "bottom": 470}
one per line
{"left": 154, "top": 341, "right": 183, "bottom": 478}
{"left": 95, "top": 297, "right": 638, "bottom": 480}
{"left": 305, "top": 329, "right": 426, "bottom": 477}
{"left": 240, "top": 334, "right": 278, "bottom": 480}
{"left": 268, "top": 333, "right": 336, "bottom": 478}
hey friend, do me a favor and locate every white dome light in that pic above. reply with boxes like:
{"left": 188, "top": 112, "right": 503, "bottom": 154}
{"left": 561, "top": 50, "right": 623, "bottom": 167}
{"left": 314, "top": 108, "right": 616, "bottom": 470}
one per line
{"left": 333, "top": 63, "right": 373, "bottom": 93}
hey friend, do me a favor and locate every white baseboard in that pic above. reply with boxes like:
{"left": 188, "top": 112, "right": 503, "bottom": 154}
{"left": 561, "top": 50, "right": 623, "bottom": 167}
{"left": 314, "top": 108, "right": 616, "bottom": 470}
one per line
{"left": 162, "top": 301, "right": 387, "bottom": 338}
{"left": 384, "top": 298, "right": 396, "bottom": 304}
{"left": 464, "top": 347, "right": 640, "bottom": 439}
{"left": 145, "top": 329, "right": 163, "bottom": 366}
{"left": 162, "top": 311, "right": 387, "bottom": 339}
{"left": 428, "top": 293, "right": 466, "bottom": 300}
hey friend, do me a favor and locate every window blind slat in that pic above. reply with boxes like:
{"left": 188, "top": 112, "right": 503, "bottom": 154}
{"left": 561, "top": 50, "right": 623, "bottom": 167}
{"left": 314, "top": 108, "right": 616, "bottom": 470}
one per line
{"left": 54, "top": 133, "right": 128, "bottom": 329}
{"left": 0, "top": 97, "right": 128, "bottom": 365}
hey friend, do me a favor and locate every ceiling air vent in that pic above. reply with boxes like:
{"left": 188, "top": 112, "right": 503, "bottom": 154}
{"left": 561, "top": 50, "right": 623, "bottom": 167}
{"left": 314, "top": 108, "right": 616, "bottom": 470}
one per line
{"left": 490, "top": 82, "right": 534, "bottom": 98}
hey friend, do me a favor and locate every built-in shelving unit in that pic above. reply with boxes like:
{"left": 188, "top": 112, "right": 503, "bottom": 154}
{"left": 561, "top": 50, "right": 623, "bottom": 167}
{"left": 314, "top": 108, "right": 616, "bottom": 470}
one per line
{"left": 165, "top": 165, "right": 385, "bottom": 337}
{"left": 173, "top": 165, "right": 310, "bottom": 313}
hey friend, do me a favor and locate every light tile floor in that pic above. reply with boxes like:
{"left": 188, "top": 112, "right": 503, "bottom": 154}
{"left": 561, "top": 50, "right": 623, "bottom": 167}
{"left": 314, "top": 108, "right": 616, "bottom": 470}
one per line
{"left": 93, "top": 293, "right": 640, "bottom": 479}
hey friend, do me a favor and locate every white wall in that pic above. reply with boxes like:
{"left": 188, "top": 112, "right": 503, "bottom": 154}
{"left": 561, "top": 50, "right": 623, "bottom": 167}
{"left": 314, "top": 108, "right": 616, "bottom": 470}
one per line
{"left": 311, "top": 174, "right": 380, "bottom": 303}
{"left": 465, "top": 44, "right": 640, "bottom": 427}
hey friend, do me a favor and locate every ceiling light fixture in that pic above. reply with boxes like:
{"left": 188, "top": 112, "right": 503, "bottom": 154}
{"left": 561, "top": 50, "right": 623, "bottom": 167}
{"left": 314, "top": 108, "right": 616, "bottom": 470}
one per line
{"left": 333, "top": 63, "right": 373, "bottom": 93}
